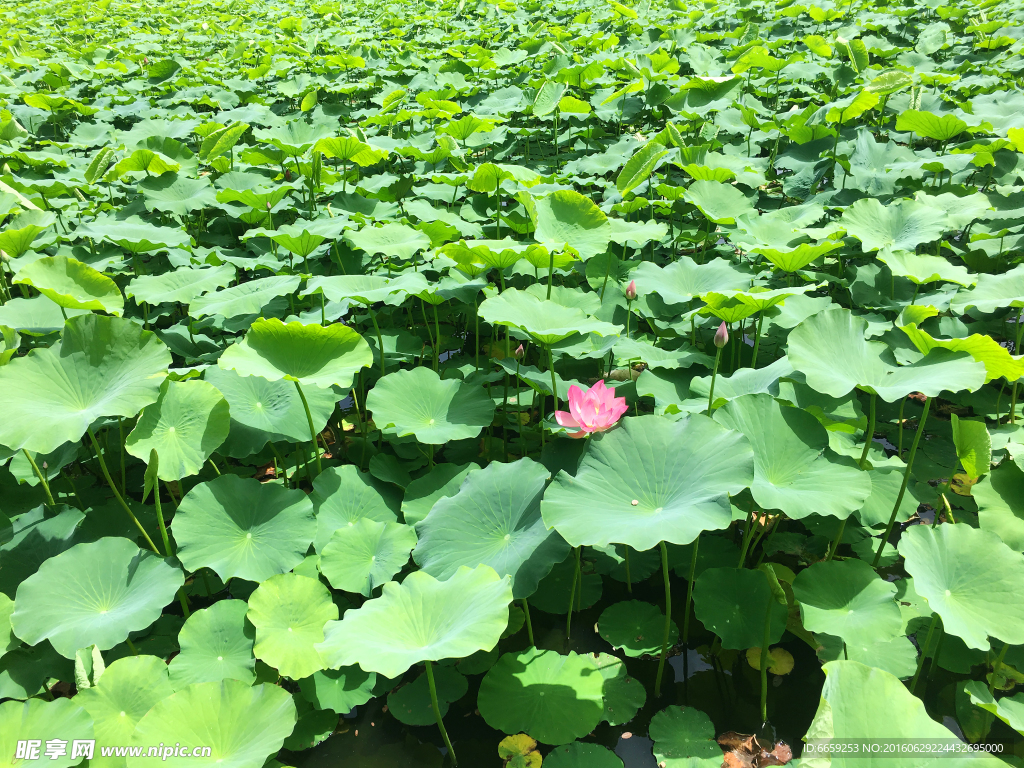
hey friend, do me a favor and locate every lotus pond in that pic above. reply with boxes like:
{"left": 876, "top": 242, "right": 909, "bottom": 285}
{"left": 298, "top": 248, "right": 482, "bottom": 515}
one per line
{"left": 2, "top": 0, "right": 1024, "bottom": 764}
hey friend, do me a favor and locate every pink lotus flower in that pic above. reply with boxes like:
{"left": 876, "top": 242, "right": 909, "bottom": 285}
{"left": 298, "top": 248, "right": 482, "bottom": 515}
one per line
{"left": 625, "top": 280, "right": 637, "bottom": 300}
{"left": 555, "top": 380, "right": 629, "bottom": 439}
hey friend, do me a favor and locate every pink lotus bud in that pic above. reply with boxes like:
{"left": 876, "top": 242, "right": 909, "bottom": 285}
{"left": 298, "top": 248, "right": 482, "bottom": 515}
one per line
{"left": 515, "top": 344, "right": 525, "bottom": 359}
{"left": 625, "top": 280, "right": 637, "bottom": 301}
{"left": 714, "top": 321, "right": 729, "bottom": 349}
{"left": 42, "top": 461, "right": 48, "bottom": 469}
{"left": 266, "top": 201, "right": 272, "bottom": 211}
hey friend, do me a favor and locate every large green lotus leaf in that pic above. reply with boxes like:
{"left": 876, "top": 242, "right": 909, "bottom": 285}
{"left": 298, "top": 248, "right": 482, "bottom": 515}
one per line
{"left": 246, "top": 573, "right": 337, "bottom": 679}
{"left": 125, "top": 379, "right": 229, "bottom": 481}
{"left": 478, "top": 648, "right": 604, "bottom": 745}
{"left": 387, "top": 665, "right": 467, "bottom": 726}
{"left": 900, "top": 524, "right": 1024, "bottom": 651}
{"left": 479, "top": 288, "right": 620, "bottom": 346}
{"left": 316, "top": 565, "right": 512, "bottom": 678}
{"left": 188, "top": 276, "right": 301, "bottom": 319}
{"left": 877, "top": 251, "right": 974, "bottom": 287}
{"left": 14, "top": 255, "right": 124, "bottom": 315}
{"left": 413, "top": 458, "right": 568, "bottom": 599}
{"left": 298, "top": 666, "right": 376, "bottom": 716}
{"left": 545, "top": 742, "right": 623, "bottom": 768}
{"left": 218, "top": 317, "right": 371, "bottom": 390}
{"left": 598, "top": 600, "right": 678, "bottom": 658}
{"left": 702, "top": 285, "right": 817, "bottom": 316}
{"left": 972, "top": 460, "right": 1024, "bottom": 552}
{"left": 345, "top": 223, "right": 430, "bottom": 260}
{"left": 592, "top": 652, "right": 645, "bottom": 727}
{"left": 0, "top": 699, "right": 93, "bottom": 768}
{"left": 805, "top": 661, "right": 1000, "bottom": 767}
{"left": 840, "top": 197, "right": 949, "bottom": 255}
{"left": 77, "top": 655, "right": 174, "bottom": 768}
{"left": 900, "top": 322, "right": 1024, "bottom": 383}
{"left": 792, "top": 559, "right": 901, "bottom": 647}
{"left": 688, "top": 356, "right": 795, "bottom": 409}
{"left": 541, "top": 415, "right": 754, "bottom": 551}
{"left": 951, "top": 263, "right": 1024, "bottom": 313}
{"left": 854, "top": 467, "right": 921, "bottom": 529}
{"left": 401, "top": 462, "right": 479, "bottom": 527}
{"left": 320, "top": 519, "right": 416, "bottom": 597}
{"left": 310, "top": 465, "right": 400, "bottom": 552}
{"left": 11, "top": 537, "right": 184, "bottom": 658}
{"left": 684, "top": 180, "right": 753, "bottom": 225}
{"left": 127, "top": 680, "right": 296, "bottom": 768}
{"left": 203, "top": 366, "right": 336, "bottom": 456}
{"left": 139, "top": 174, "right": 218, "bottom": 216}
{"left": 714, "top": 394, "right": 871, "bottom": 519}
{"left": 649, "top": 705, "right": 721, "bottom": 768}
{"left": 692, "top": 567, "right": 788, "bottom": 650}
{"left": 815, "top": 633, "right": 918, "bottom": 680}
{"left": 248, "top": 217, "right": 348, "bottom": 257}
{"left": 0, "top": 505, "right": 84, "bottom": 599}
{"left": 87, "top": 217, "right": 193, "bottom": 255}
{"left": 533, "top": 189, "right": 612, "bottom": 261}
{"left": 173, "top": 475, "right": 316, "bottom": 582}
{"left": 0, "top": 296, "right": 90, "bottom": 335}
{"left": 366, "top": 367, "right": 494, "bottom": 444}
{"left": 788, "top": 306, "right": 986, "bottom": 401}
{"left": 966, "top": 681, "right": 1024, "bottom": 736}
{"left": 632, "top": 257, "right": 751, "bottom": 304}
{"left": 167, "top": 600, "right": 255, "bottom": 690}
{"left": 753, "top": 240, "right": 844, "bottom": 272}
{"left": 304, "top": 274, "right": 412, "bottom": 305}
{"left": 126, "top": 265, "right": 236, "bottom": 307}
{"left": 0, "top": 594, "right": 16, "bottom": 655}
{"left": 0, "top": 314, "right": 170, "bottom": 453}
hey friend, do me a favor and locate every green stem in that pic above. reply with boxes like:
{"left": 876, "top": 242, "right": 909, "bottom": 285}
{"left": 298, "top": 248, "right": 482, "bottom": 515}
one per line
{"left": 425, "top": 660, "right": 457, "bottom": 766}
{"left": 683, "top": 535, "right": 699, "bottom": 646}
{"left": 827, "top": 517, "right": 847, "bottom": 562}
{"left": 750, "top": 312, "right": 764, "bottom": 368}
{"left": 565, "top": 546, "right": 580, "bottom": 643}
{"left": 521, "top": 598, "right": 535, "bottom": 646}
{"left": 873, "top": 396, "right": 931, "bottom": 567}
{"left": 737, "top": 506, "right": 757, "bottom": 567}
{"left": 654, "top": 541, "right": 672, "bottom": 698}
{"left": 858, "top": 392, "right": 876, "bottom": 468}
{"left": 910, "top": 612, "right": 940, "bottom": 694}
{"left": 548, "top": 347, "right": 559, "bottom": 414}
{"left": 760, "top": 598, "right": 772, "bottom": 722}
{"left": 546, "top": 248, "right": 555, "bottom": 299}
{"left": 22, "top": 450, "right": 55, "bottom": 506}
{"left": 293, "top": 381, "right": 322, "bottom": 477}
{"left": 707, "top": 345, "right": 723, "bottom": 413}
{"left": 125, "top": 638, "right": 139, "bottom": 656}
{"left": 897, "top": 396, "right": 906, "bottom": 457}
{"left": 368, "top": 306, "right": 386, "bottom": 377}
{"left": 150, "top": 454, "right": 173, "bottom": 558}
{"left": 87, "top": 428, "right": 159, "bottom": 553}
{"left": 624, "top": 546, "right": 632, "bottom": 594}
{"left": 433, "top": 303, "right": 442, "bottom": 372}
{"left": 118, "top": 417, "right": 127, "bottom": 495}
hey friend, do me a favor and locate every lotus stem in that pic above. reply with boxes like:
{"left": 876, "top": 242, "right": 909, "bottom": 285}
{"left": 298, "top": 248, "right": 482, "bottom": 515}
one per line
{"left": 546, "top": 248, "right": 555, "bottom": 300}
{"left": 521, "top": 598, "right": 534, "bottom": 646}
{"left": 1012, "top": 316, "right": 1024, "bottom": 424}
{"left": 654, "top": 541, "right": 672, "bottom": 698}
{"left": 425, "top": 660, "right": 457, "bottom": 766}
{"left": 433, "top": 303, "right": 442, "bottom": 372}
{"left": 897, "top": 395, "right": 906, "bottom": 456}
{"left": 706, "top": 345, "right": 723, "bottom": 414}
{"left": 565, "top": 546, "right": 580, "bottom": 644}
{"left": 118, "top": 417, "right": 126, "bottom": 495}
{"left": 827, "top": 517, "right": 847, "bottom": 562}
{"left": 22, "top": 450, "right": 55, "bottom": 507}
{"left": 548, "top": 347, "right": 558, "bottom": 414}
{"left": 87, "top": 428, "right": 159, "bottom": 553}
{"left": 910, "top": 612, "right": 940, "bottom": 694}
{"left": 858, "top": 392, "right": 876, "bottom": 468}
{"left": 293, "top": 381, "right": 322, "bottom": 477}
{"left": 873, "top": 396, "right": 931, "bottom": 567}
{"left": 750, "top": 312, "right": 764, "bottom": 368}
{"left": 368, "top": 306, "right": 386, "bottom": 377}
{"left": 737, "top": 505, "right": 757, "bottom": 567}
{"left": 760, "top": 598, "right": 772, "bottom": 722}
{"left": 624, "top": 546, "right": 632, "bottom": 594}
{"left": 149, "top": 452, "right": 173, "bottom": 558}
{"left": 683, "top": 535, "right": 699, "bottom": 646}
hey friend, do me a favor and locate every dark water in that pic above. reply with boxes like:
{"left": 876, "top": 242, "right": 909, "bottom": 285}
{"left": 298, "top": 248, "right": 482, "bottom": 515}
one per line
{"left": 289, "top": 573, "right": 826, "bottom": 768}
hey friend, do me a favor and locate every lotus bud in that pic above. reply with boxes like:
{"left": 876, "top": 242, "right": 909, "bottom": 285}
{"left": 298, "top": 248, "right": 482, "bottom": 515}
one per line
{"left": 714, "top": 321, "right": 729, "bottom": 349}
{"left": 625, "top": 280, "right": 637, "bottom": 301}
{"left": 42, "top": 461, "right": 48, "bottom": 469}
{"left": 266, "top": 201, "right": 272, "bottom": 211}
{"left": 514, "top": 343, "right": 525, "bottom": 359}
